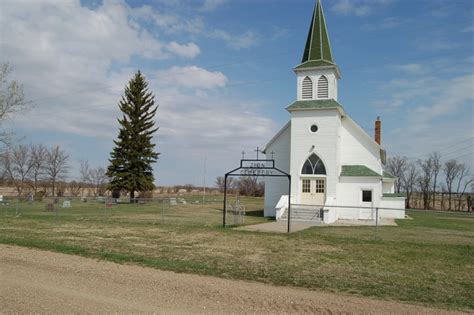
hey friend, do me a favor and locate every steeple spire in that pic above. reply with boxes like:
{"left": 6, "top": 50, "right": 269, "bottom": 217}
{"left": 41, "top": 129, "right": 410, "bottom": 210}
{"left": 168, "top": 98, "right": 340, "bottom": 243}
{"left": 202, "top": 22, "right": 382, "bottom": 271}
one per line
{"left": 299, "top": 0, "right": 336, "bottom": 69}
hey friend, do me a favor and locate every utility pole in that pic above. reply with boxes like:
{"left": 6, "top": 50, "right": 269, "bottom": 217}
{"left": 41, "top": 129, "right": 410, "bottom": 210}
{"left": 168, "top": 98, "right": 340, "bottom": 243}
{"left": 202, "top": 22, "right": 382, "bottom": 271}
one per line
{"left": 203, "top": 157, "right": 207, "bottom": 203}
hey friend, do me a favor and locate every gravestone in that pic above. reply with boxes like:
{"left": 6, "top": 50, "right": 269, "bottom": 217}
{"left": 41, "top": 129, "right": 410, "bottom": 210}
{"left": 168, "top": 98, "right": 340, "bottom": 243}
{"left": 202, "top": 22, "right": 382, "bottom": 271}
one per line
{"left": 62, "top": 200, "right": 71, "bottom": 208}
{"left": 170, "top": 198, "right": 177, "bottom": 206}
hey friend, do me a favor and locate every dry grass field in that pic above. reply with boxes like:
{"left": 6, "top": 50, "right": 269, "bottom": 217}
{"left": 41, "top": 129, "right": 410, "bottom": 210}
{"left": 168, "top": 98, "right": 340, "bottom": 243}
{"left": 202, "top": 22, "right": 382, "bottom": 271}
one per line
{"left": 0, "top": 195, "right": 473, "bottom": 311}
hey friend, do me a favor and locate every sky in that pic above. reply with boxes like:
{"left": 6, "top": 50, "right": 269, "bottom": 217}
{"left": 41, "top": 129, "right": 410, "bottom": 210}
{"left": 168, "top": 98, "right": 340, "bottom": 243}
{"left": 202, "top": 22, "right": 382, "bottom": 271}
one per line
{"left": 1, "top": 0, "right": 473, "bottom": 186}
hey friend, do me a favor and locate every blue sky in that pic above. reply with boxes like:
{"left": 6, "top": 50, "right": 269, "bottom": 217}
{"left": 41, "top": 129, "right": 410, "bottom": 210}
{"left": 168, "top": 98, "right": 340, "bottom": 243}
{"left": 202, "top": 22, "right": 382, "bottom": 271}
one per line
{"left": 2, "top": 0, "right": 473, "bottom": 186}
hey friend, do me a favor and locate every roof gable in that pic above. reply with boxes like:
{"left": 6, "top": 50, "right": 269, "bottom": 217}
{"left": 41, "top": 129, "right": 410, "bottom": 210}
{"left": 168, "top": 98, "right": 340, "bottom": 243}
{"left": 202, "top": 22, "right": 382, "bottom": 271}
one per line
{"left": 262, "top": 121, "right": 290, "bottom": 153}
{"left": 341, "top": 165, "right": 381, "bottom": 177}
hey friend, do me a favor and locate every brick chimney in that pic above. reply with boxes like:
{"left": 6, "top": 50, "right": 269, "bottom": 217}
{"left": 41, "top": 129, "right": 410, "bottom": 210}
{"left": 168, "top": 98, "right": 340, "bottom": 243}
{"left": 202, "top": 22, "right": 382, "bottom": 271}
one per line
{"left": 375, "top": 116, "right": 381, "bottom": 145}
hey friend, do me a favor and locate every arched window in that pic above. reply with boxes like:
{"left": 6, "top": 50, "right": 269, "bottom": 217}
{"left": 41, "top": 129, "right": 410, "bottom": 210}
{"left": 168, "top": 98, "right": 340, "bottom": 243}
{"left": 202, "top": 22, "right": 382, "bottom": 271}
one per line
{"left": 317, "top": 75, "right": 329, "bottom": 98}
{"left": 301, "top": 154, "right": 326, "bottom": 175}
{"left": 302, "top": 76, "right": 313, "bottom": 99}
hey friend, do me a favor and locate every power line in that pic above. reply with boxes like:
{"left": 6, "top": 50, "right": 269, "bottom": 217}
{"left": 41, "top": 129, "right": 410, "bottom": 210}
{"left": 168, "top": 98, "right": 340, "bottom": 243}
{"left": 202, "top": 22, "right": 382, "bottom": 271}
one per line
{"left": 447, "top": 151, "right": 474, "bottom": 162}
{"left": 390, "top": 137, "right": 474, "bottom": 160}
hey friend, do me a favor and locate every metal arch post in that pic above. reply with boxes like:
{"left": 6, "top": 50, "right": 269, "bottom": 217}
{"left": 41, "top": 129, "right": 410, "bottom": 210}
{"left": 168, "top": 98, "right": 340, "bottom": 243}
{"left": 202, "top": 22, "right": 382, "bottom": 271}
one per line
{"left": 223, "top": 174, "right": 228, "bottom": 228}
{"left": 287, "top": 174, "right": 291, "bottom": 233}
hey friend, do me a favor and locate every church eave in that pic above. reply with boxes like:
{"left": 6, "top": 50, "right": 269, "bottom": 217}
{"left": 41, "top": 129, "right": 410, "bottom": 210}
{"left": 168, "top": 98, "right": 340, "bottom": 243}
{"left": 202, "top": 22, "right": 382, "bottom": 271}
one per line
{"left": 262, "top": 121, "right": 291, "bottom": 154}
{"left": 286, "top": 99, "right": 346, "bottom": 116}
{"left": 293, "top": 63, "right": 341, "bottom": 79}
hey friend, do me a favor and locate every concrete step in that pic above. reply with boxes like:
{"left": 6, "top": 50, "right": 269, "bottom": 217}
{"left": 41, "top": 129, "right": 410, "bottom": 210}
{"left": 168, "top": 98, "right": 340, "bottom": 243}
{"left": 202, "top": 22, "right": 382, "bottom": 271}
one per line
{"left": 280, "top": 206, "right": 323, "bottom": 222}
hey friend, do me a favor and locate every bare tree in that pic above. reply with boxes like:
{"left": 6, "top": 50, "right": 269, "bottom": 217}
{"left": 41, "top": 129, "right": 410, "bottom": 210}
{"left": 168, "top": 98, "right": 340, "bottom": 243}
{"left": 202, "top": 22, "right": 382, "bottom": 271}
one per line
{"left": 29, "top": 144, "right": 47, "bottom": 194}
{"left": 0, "top": 144, "right": 33, "bottom": 196}
{"left": 79, "top": 160, "right": 108, "bottom": 196}
{"left": 386, "top": 155, "right": 408, "bottom": 193}
{"left": 236, "top": 176, "right": 264, "bottom": 197}
{"left": 417, "top": 157, "right": 433, "bottom": 209}
{"left": 68, "top": 181, "right": 82, "bottom": 197}
{"left": 0, "top": 63, "right": 29, "bottom": 146}
{"left": 89, "top": 166, "right": 108, "bottom": 196}
{"left": 45, "top": 145, "right": 69, "bottom": 197}
{"left": 215, "top": 176, "right": 236, "bottom": 194}
{"left": 402, "top": 161, "right": 418, "bottom": 209}
{"left": 444, "top": 159, "right": 460, "bottom": 210}
{"left": 454, "top": 164, "right": 472, "bottom": 211}
{"left": 430, "top": 152, "right": 442, "bottom": 209}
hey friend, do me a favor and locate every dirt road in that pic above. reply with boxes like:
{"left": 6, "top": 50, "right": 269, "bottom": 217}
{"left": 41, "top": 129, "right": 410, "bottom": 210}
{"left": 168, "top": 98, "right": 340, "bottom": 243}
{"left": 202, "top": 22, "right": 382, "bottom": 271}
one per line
{"left": 0, "top": 245, "right": 461, "bottom": 314}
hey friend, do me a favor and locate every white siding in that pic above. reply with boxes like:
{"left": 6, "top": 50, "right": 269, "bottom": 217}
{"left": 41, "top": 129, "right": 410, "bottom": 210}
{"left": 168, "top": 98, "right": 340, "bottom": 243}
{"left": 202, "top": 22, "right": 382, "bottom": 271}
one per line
{"left": 336, "top": 177, "right": 382, "bottom": 219}
{"left": 264, "top": 124, "right": 291, "bottom": 217}
{"left": 382, "top": 181, "right": 394, "bottom": 194}
{"left": 290, "top": 109, "right": 341, "bottom": 204}
{"left": 339, "top": 117, "right": 382, "bottom": 175}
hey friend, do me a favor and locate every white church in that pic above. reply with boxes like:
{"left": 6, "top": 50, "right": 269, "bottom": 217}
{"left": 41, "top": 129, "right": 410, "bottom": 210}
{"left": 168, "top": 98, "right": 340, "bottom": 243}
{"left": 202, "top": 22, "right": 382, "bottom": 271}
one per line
{"left": 262, "top": 0, "right": 405, "bottom": 224}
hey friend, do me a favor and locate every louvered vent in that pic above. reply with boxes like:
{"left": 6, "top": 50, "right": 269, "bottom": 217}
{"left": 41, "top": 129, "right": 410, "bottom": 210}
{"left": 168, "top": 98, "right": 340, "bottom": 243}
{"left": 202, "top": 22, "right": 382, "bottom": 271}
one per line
{"left": 302, "top": 76, "right": 313, "bottom": 99}
{"left": 318, "top": 75, "right": 329, "bottom": 98}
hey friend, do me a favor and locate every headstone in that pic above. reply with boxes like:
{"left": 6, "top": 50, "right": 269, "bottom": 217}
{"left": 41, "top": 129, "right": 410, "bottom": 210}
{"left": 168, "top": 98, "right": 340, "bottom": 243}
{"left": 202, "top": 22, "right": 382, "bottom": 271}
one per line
{"left": 81, "top": 197, "right": 88, "bottom": 202}
{"left": 62, "top": 200, "right": 71, "bottom": 208}
{"left": 170, "top": 198, "right": 177, "bottom": 206}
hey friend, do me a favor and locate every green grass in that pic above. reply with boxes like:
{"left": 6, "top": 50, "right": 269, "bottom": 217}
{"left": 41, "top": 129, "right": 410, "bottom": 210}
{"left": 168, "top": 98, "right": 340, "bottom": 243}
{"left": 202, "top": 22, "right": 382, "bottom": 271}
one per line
{"left": 1, "top": 197, "right": 473, "bottom": 310}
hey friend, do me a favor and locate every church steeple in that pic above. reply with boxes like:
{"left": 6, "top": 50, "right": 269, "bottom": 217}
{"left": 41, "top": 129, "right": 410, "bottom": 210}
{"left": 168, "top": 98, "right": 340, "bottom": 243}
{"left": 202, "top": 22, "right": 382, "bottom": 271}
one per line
{"left": 296, "top": 0, "right": 338, "bottom": 72}
{"left": 294, "top": 0, "right": 340, "bottom": 102}
{"left": 302, "top": 0, "right": 333, "bottom": 63}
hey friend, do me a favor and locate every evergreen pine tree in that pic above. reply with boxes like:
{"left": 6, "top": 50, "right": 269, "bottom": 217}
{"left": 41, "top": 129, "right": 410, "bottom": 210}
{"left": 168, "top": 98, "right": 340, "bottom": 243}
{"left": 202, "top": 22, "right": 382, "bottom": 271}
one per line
{"left": 107, "top": 71, "right": 159, "bottom": 200}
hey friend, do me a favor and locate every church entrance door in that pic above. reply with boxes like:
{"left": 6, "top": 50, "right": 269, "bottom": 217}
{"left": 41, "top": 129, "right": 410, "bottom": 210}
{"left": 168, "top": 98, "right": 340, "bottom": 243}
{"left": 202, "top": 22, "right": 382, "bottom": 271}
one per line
{"left": 300, "top": 178, "right": 326, "bottom": 206}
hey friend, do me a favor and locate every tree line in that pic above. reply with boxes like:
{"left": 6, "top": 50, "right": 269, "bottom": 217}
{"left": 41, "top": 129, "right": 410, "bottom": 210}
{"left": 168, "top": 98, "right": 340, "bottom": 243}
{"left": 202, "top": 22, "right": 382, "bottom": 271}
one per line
{"left": 386, "top": 153, "right": 473, "bottom": 211}
{"left": 215, "top": 176, "right": 265, "bottom": 197}
{"left": 0, "top": 143, "right": 109, "bottom": 198}
{"left": 0, "top": 66, "right": 159, "bottom": 200}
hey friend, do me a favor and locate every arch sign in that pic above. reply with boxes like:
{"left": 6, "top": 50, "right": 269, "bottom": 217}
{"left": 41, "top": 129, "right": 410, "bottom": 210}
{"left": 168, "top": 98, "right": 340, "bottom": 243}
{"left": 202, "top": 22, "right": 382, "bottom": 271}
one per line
{"left": 223, "top": 150, "right": 292, "bottom": 233}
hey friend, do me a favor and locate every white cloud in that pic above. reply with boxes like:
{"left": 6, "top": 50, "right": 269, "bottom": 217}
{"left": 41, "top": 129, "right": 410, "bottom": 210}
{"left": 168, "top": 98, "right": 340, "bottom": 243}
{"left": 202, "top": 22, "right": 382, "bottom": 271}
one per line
{"left": 362, "top": 17, "right": 406, "bottom": 31}
{"left": 209, "top": 30, "right": 258, "bottom": 49}
{"left": 166, "top": 42, "right": 201, "bottom": 59}
{"left": 1, "top": 0, "right": 273, "bottom": 185}
{"left": 332, "top": 0, "right": 393, "bottom": 17}
{"left": 390, "top": 63, "right": 425, "bottom": 75}
{"left": 156, "top": 66, "right": 228, "bottom": 90}
{"left": 200, "top": 0, "right": 227, "bottom": 12}
{"left": 462, "top": 25, "right": 474, "bottom": 33}
{"left": 412, "top": 74, "right": 474, "bottom": 123}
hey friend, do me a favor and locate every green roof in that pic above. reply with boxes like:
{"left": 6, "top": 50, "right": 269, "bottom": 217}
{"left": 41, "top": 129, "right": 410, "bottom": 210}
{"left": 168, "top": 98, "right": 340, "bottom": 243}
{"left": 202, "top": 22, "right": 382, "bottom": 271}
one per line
{"left": 286, "top": 99, "right": 344, "bottom": 112}
{"left": 341, "top": 165, "right": 382, "bottom": 177}
{"left": 383, "top": 193, "right": 407, "bottom": 198}
{"left": 294, "top": 59, "right": 336, "bottom": 70}
{"left": 297, "top": 0, "right": 335, "bottom": 70}
{"left": 383, "top": 171, "right": 396, "bottom": 179}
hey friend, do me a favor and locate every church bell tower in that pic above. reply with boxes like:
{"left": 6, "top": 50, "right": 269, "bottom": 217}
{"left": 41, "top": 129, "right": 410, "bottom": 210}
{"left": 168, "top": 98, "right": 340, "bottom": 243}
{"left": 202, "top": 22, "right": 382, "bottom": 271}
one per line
{"left": 294, "top": 0, "right": 340, "bottom": 102}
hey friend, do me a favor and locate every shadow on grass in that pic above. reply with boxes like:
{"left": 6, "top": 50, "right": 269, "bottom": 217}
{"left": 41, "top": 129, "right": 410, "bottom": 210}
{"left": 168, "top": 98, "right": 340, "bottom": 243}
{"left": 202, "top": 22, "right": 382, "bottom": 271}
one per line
{"left": 245, "top": 209, "right": 264, "bottom": 217}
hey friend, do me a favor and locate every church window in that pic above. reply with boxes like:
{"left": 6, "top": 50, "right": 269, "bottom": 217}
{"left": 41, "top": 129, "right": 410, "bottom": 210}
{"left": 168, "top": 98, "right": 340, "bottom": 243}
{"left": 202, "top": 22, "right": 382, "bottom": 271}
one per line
{"left": 362, "top": 190, "right": 372, "bottom": 202}
{"left": 301, "top": 153, "right": 326, "bottom": 175}
{"left": 316, "top": 179, "right": 325, "bottom": 193}
{"left": 317, "top": 75, "right": 329, "bottom": 98}
{"left": 310, "top": 124, "right": 318, "bottom": 133}
{"left": 302, "top": 179, "right": 310, "bottom": 193}
{"left": 302, "top": 76, "right": 313, "bottom": 99}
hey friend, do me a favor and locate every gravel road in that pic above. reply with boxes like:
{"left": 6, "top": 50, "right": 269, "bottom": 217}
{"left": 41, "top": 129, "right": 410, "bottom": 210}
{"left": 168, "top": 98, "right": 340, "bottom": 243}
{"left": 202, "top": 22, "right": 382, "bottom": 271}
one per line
{"left": 0, "top": 244, "right": 462, "bottom": 314}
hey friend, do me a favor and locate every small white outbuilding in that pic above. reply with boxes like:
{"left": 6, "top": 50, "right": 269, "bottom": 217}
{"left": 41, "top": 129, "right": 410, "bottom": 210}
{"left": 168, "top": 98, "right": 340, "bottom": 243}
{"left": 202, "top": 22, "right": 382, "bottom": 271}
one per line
{"left": 262, "top": 0, "right": 405, "bottom": 224}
